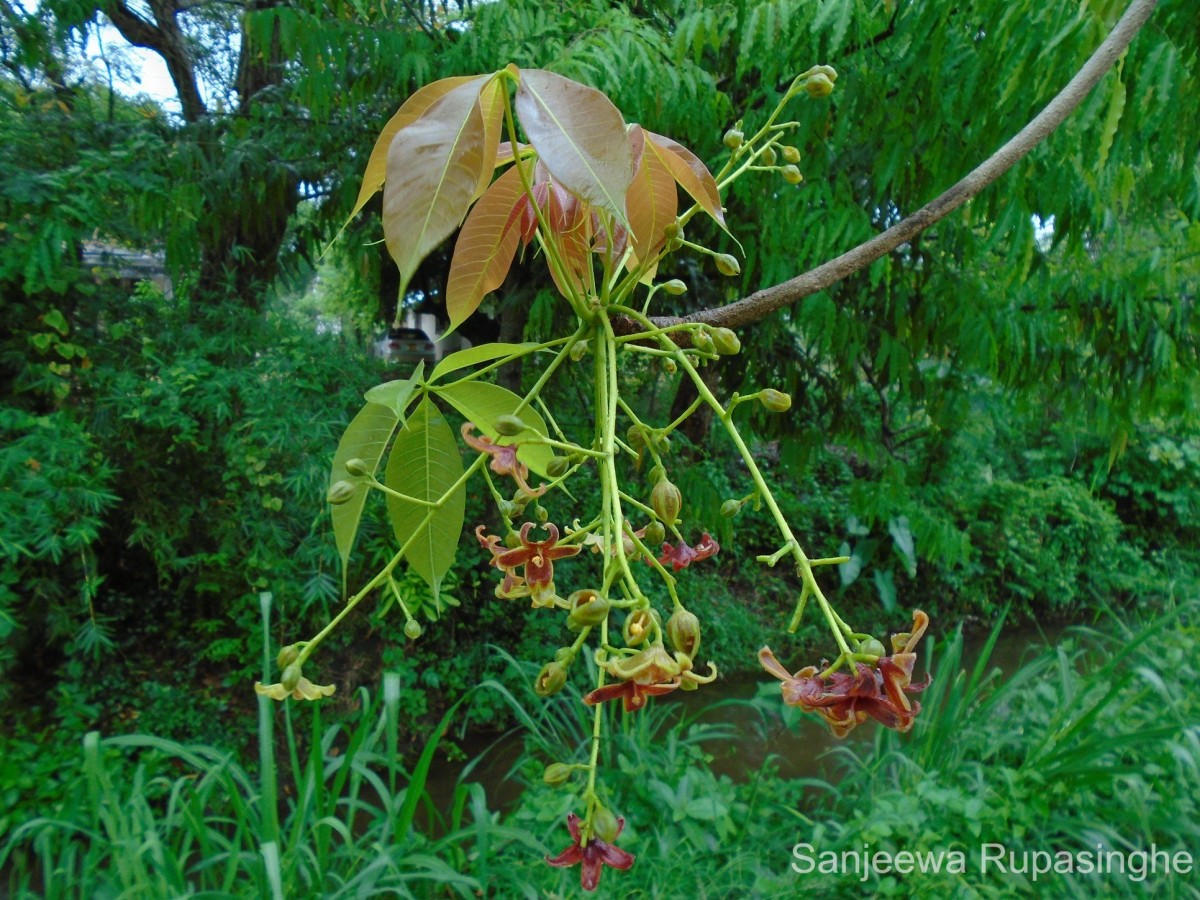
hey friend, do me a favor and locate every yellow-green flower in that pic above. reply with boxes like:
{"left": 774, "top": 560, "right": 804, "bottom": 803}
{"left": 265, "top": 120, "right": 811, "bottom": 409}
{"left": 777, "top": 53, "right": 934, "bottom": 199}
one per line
{"left": 255, "top": 678, "right": 336, "bottom": 701}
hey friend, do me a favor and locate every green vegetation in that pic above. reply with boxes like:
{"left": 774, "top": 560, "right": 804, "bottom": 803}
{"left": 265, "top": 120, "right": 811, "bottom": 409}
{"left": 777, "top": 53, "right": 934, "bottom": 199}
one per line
{"left": 2, "top": 0, "right": 1198, "bottom": 894}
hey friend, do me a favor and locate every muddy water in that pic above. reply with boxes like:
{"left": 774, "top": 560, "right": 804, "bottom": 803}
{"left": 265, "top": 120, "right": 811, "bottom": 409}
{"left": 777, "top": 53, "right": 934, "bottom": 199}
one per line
{"left": 424, "top": 624, "right": 1063, "bottom": 813}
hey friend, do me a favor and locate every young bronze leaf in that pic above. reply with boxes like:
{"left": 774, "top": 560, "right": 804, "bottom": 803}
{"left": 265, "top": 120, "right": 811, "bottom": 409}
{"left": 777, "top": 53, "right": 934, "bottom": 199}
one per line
{"left": 435, "top": 380, "right": 555, "bottom": 478}
{"left": 350, "top": 75, "right": 484, "bottom": 223}
{"left": 474, "top": 76, "right": 507, "bottom": 200}
{"left": 645, "top": 130, "right": 725, "bottom": 228}
{"left": 626, "top": 125, "right": 678, "bottom": 279}
{"left": 330, "top": 401, "right": 402, "bottom": 585}
{"left": 514, "top": 69, "right": 633, "bottom": 226}
{"left": 383, "top": 79, "right": 489, "bottom": 301}
{"left": 384, "top": 397, "right": 465, "bottom": 601}
{"left": 446, "top": 165, "right": 525, "bottom": 334}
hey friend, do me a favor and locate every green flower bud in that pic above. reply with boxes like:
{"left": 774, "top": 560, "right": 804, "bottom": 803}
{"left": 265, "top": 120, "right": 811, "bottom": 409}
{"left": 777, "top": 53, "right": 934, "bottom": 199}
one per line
{"left": 499, "top": 498, "right": 523, "bottom": 519}
{"left": 720, "top": 498, "right": 743, "bottom": 518}
{"left": 543, "top": 763, "right": 573, "bottom": 786}
{"left": 623, "top": 608, "right": 658, "bottom": 647}
{"left": 651, "top": 479, "right": 683, "bottom": 526}
{"left": 344, "top": 458, "right": 370, "bottom": 477}
{"left": 813, "top": 64, "right": 838, "bottom": 82}
{"left": 761, "top": 145, "right": 777, "bottom": 166}
{"left": 534, "top": 661, "right": 568, "bottom": 697}
{"left": 626, "top": 425, "right": 647, "bottom": 449}
{"left": 570, "top": 341, "right": 590, "bottom": 362}
{"left": 662, "top": 279, "right": 688, "bottom": 296}
{"left": 493, "top": 414, "right": 527, "bottom": 436}
{"left": 805, "top": 72, "right": 835, "bottom": 98}
{"left": 281, "top": 663, "right": 302, "bottom": 693}
{"left": 567, "top": 589, "right": 611, "bottom": 630}
{"left": 504, "top": 531, "right": 523, "bottom": 549}
{"left": 723, "top": 128, "right": 744, "bottom": 150}
{"left": 546, "top": 456, "right": 571, "bottom": 478}
{"left": 652, "top": 432, "right": 671, "bottom": 454}
{"left": 711, "top": 327, "right": 741, "bottom": 355}
{"left": 663, "top": 222, "right": 681, "bottom": 239}
{"left": 554, "top": 646, "right": 575, "bottom": 664}
{"left": 662, "top": 357, "right": 678, "bottom": 374}
{"left": 714, "top": 254, "right": 741, "bottom": 277}
{"left": 667, "top": 607, "right": 702, "bottom": 657}
{"left": 593, "top": 806, "right": 620, "bottom": 843}
{"left": 859, "top": 637, "right": 886, "bottom": 658}
{"left": 276, "top": 644, "right": 301, "bottom": 669}
{"left": 781, "top": 165, "right": 803, "bottom": 185}
{"left": 644, "top": 520, "right": 666, "bottom": 545}
{"left": 404, "top": 619, "right": 422, "bottom": 640}
{"left": 693, "top": 329, "right": 715, "bottom": 353}
{"left": 782, "top": 145, "right": 801, "bottom": 164}
{"left": 327, "top": 480, "right": 357, "bottom": 505}
{"left": 759, "top": 389, "right": 792, "bottom": 412}
{"left": 536, "top": 504, "right": 549, "bottom": 524}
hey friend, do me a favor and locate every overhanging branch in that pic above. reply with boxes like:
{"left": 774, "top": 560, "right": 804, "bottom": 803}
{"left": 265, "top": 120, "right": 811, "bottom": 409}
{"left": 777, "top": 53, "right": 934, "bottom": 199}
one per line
{"left": 637, "top": 0, "right": 1157, "bottom": 333}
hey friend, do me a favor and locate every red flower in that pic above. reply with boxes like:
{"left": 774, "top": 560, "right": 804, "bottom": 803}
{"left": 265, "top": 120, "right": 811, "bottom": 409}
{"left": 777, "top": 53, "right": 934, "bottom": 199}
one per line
{"left": 546, "top": 812, "right": 635, "bottom": 892}
{"left": 491, "top": 522, "right": 581, "bottom": 608}
{"left": 584, "top": 643, "right": 718, "bottom": 711}
{"left": 759, "top": 610, "right": 931, "bottom": 737}
{"left": 657, "top": 533, "right": 720, "bottom": 571}
{"left": 461, "top": 423, "right": 544, "bottom": 497}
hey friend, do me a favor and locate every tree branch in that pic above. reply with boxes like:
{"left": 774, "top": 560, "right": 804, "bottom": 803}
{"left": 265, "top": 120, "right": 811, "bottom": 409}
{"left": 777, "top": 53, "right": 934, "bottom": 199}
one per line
{"left": 104, "top": 1, "right": 207, "bottom": 121}
{"left": 640, "top": 0, "right": 1156, "bottom": 334}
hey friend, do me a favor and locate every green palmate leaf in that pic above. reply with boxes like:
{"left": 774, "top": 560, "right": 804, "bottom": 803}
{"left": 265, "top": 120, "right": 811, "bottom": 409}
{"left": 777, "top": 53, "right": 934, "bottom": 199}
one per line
{"left": 644, "top": 130, "right": 725, "bottom": 228}
{"left": 350, "top": 75, "right": 484, "bottom": 223}
{"left": 363, "top": 360, "right": 425, "bottom": 418}
{"left": 430, "top": 342, "right": 539, "bottom": 383}
{"left": 434, "top": 380, "right": 555, "bottom": 478}
{"left": 626, "top": 125, "right": 678, "bottom": 281}
{"left": 330, "top": 402, "right": 402, "bottom": 584}
{"left": 384, "top": 397, "right": 466, "bottom": 600}
{"left": 445, "top": 165, "right": 525, "bottom": 334}
{"left": 514, "top": 68, "right": 633, "bottom": 226}
{"left": 383, "top": 78, "right": 491, "bottom": 301}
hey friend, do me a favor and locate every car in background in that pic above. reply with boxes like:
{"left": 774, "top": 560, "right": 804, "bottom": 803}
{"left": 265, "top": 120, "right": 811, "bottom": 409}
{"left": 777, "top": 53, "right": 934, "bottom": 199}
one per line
{"left": 375, "top": 327, "right": 437, "bottom": 371}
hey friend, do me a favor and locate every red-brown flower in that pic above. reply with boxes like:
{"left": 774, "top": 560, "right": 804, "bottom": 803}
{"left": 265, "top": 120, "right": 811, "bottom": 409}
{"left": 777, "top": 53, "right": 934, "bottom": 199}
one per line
{"left": 759, "top": 610, "right": 930, "bottom": 737}
{"left": 545, "top": 812, "right": 634, "bottom": 892}
{"left": 584, "top": 642, "right": 717, "bottom": 712}
{"left": 461, "top": 423, "right": 544, "bottom": 497}
{"left": 657, "top": 533, "right": 720, "bottom": 571}
{"left": 491, "top": 522, "right": 581, "bottom": 608}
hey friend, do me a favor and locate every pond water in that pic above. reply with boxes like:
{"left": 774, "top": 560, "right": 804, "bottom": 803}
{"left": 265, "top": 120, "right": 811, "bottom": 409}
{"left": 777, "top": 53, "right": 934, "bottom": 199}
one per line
{"left": 424, "top": 622, "right": 1064, "bottom": 814}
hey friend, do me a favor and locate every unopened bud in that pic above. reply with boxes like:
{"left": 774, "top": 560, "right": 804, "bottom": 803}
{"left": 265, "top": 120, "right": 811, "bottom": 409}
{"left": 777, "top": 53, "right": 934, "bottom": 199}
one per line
{"left": 567, "top": 589, "right": 611, "bottom": 630}
{"left": 667, "top": 608, "right": 702, "bottom": 657}
{"left": 651, "top": 479, "right": 683, "bottom": 526}
{"left": 493, "top": 414, "right": 527, "bottom": 436}
{"left": 693, "top": 329, "right": 715, "bottom": 353}
{"left": 652, "top": 432, "right": 671, "bottom": 454}
{"left": 662, "top": 357, "right": 677, "bottom": 374}
{"left": 570, "top": 341, "right": 589, "bottom": 362}
{"left": 546, "top": 456, "right": 570, "bottom": 478}
{"left": 711, "top": 327, "right": 741, "bottom": 355}
{"left": 536, "top": 504, "right": 549, "bottom": 524}
{"left": 721, "top": 499, "right": 743, "bottom": 518}
{"left": 498, "top": 498, "right": 521, "bottom": 519}
{"left": 805, "top": 73, "right": 835, "bottom": 98}
{"left": 648, "top": 464, "right": 666, "bottom": 484}
{"left": 281, "top": 663, "right": 302, "bottom": 693}
{"left": 504, "top": 531, "right": 523, "bottom": 549}
{"left": 859, "top": 637, "right": 886, "bottom": 658}
{"left": 782, "top": 165, "right": 803, "bottom": 185}
{"left": 644, "top": 521, "right": 666, "bottom": 545}
{"left": 327, "top": 480, "right": 357, "bottom": 505}
{"left": 759, "top": 389, "right": 792, "bottom": 412}
{"left": 276, "top": 644, "right": 301, "bottom": 669}
{"left": 534, "top": 661, "right": 568, "bottom": 697}
{"left": 761, "top": 146, "right": 777, "bottom": 166}
{"left": 662, "top": 279, "right": 687, "bottom": 296}
{"left": 782, "top": 145, "right": 801, "bottom": 164}
{"left": 714, "top": 254, "right": 741, "bottom": 277}
{"left": 404, "top": 619, "right": 422, "bottom": 640}
{"left": 543, "top": 763, "right": 573, "bottom": 786}
{"left": 344, "top": 458, "right": 370, "bottom": 477}
{"left": 593, "top": 806, "right": 620, "bottom": 843}
{"left": 663, "top": 222, "right": 680, "bottom": 239}
{"left": 626, "top": 425, "right": 647, "bottom": 449}
{"left": 723, "top": 128, "right": 744, "bottom": 150}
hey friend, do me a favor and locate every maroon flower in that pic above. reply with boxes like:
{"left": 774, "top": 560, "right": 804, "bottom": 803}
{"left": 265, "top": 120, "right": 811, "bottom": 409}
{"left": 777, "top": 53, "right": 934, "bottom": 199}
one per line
{"left": 491, "top": 522, "right": 581, "bottom": 608}
{"left": 546, "top": 812, "right": 635, "bottom": 892}
{"left": 584, "top": 643, "right": 718, "bottom": 712}
{"left": 657, "top": 533, "right": 720, "bottom": 571}
{"left": 461, "top": 423, "right": 544, "bottom": 497}
{"left": 759, "top": 610, "right": 931, "bottom": 737}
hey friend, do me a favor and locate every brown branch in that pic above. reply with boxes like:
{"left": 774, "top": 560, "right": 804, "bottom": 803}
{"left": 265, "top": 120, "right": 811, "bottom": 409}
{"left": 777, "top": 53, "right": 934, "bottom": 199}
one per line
{"left": 104, "top": 1, "right": 207, "bottom": 122}
{"left": 640, "top": 0, "right": 1157, "bottom": 334}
